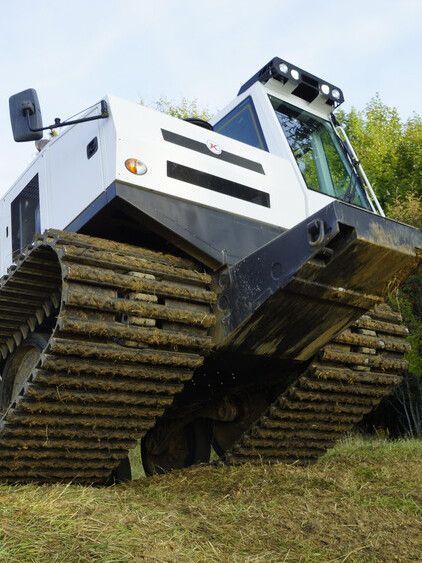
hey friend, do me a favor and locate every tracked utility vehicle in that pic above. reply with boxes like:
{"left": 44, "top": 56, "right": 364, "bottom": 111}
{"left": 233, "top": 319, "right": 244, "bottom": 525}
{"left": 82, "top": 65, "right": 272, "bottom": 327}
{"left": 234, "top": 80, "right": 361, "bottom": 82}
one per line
{"left": 1, "top": 57, "right": 420, "bottom": 483}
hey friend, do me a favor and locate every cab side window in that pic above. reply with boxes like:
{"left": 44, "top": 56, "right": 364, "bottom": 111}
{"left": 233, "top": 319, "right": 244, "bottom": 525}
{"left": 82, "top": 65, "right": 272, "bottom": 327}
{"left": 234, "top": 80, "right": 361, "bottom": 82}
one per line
{"left": 11, "top": 174, "right": 41, "bottom": 256}
{"left": 214, "top": 97, "right": 268, "bottom": 151}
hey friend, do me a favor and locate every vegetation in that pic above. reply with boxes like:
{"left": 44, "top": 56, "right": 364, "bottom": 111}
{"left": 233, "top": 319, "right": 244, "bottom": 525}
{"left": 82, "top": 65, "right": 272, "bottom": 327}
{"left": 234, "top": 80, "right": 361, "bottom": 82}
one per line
{"left": 386, "top": 191, "right": 422, "bottom": 230}
{"left": 337, "top": 97, "right": 422, "bottom": 437}
{"left": 337, "top": 95, "right": 421, "bottom": 221}
{"left": 0, "top": 437, "right": 420, "bottom": 562}
{"left": 146, "top": 96, "right": 211, "bottom": 121}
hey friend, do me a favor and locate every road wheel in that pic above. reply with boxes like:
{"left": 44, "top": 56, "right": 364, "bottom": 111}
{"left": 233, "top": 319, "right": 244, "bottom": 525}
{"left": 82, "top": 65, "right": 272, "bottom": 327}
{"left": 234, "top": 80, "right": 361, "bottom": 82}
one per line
{"left": 141, "top": 418, "right": 212, "bottom": 475}
{"left": 0, "top": 333, "right": 48, "bottom": 412}
{"left": 212, "top": 393, "right": 272, "bottom": 458}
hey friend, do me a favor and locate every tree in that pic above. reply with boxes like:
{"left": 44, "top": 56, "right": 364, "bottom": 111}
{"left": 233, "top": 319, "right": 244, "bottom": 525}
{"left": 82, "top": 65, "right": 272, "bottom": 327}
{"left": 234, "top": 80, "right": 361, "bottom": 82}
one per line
{"left": 143, "top": 97, "right": 211, "bottom": 121}
{"left": 337, "top": 95, "right": 422, "bottom": 226}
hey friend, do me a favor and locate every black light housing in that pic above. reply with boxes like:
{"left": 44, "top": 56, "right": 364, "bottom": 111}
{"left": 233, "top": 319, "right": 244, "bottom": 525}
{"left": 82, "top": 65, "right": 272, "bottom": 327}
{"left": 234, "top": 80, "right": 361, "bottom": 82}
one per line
{"left": 238, "top": 57, "right": 344, "bottom": 107}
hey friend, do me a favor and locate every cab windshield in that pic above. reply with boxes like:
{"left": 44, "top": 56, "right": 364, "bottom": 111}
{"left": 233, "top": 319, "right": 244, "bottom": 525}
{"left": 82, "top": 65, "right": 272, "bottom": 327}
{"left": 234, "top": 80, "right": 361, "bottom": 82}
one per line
{"left": 269, "top": 95, "right": 371, "bottom": 210}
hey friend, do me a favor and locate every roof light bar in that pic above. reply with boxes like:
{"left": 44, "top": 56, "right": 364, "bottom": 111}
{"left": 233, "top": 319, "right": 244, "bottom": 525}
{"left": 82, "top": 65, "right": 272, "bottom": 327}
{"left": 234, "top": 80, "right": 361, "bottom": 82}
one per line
{"left": 238, "top": 57, "right": 344, "bottom": 107}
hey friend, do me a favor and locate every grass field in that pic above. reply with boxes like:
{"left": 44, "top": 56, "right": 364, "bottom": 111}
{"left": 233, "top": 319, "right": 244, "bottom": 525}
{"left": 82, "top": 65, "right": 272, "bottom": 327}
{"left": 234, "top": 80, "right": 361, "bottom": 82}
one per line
{"left": 0, "top": 437, "right": 420, "bottom": 562}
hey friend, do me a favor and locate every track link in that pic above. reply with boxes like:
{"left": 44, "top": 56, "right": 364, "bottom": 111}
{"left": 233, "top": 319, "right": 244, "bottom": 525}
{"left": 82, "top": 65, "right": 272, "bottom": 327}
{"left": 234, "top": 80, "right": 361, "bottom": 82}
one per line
{"left": 225, "top": 304, "right": 410, "bottom": 465}
{"left": 0, "top": 230, "right": 216, "bottom": 484}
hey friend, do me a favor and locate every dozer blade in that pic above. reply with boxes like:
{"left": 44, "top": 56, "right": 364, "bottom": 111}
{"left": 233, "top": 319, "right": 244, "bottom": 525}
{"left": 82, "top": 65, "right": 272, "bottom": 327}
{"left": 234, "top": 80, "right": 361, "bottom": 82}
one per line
{"left": 218, "top": 201, "right": 421, "bottom": 360}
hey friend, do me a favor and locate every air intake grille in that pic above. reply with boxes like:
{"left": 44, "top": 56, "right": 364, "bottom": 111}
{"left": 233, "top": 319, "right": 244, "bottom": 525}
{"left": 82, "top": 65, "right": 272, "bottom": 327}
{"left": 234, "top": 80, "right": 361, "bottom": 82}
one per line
{"left": 167, "top": 162, "right": 270, "bottom": 208}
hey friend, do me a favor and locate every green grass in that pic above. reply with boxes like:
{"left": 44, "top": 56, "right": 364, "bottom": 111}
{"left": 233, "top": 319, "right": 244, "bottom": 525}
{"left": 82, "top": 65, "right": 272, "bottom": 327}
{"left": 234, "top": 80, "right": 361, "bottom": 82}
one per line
{"left": 0, "top": 437, "right": 421, "bottom": 562}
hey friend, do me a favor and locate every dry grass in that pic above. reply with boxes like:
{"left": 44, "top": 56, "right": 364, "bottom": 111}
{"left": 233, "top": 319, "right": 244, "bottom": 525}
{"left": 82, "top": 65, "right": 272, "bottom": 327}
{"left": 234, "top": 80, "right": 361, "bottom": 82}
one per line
{"left": 0, "top": 437, "right": 421, "bottom": 562}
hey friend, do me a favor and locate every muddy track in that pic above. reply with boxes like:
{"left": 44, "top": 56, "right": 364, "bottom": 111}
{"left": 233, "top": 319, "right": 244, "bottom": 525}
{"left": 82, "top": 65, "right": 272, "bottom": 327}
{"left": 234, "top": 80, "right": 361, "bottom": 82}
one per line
{"left": 225, "top": 304, "right": 409, "bottom": 465}
{"left": 0, "top": 230, "right": 410, "bottom": 481}
{"left": 0, "top": 230, "right": 216, "bottom": 484}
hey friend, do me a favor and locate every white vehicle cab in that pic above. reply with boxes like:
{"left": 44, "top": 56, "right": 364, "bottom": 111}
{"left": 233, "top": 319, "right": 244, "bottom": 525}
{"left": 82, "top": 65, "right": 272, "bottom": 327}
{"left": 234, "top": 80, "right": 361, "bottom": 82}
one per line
{"left": 2, "top": 58, "right": 383, "bottom": 274}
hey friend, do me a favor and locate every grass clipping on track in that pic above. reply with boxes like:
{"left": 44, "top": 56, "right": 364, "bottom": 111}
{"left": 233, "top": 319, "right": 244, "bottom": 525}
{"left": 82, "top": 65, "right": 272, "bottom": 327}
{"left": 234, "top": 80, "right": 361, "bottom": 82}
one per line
{"left": 0, "top": 438, "right": 421, "bottom": 562}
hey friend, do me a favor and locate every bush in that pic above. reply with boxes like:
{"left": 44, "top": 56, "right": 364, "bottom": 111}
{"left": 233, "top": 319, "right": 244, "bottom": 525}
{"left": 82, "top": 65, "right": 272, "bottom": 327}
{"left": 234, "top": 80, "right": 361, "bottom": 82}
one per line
{"left": 385, "top": 191, "right": 422, "bottom": 229}
{"left": 362, "top": 374, "right": 422, "bottom": 438}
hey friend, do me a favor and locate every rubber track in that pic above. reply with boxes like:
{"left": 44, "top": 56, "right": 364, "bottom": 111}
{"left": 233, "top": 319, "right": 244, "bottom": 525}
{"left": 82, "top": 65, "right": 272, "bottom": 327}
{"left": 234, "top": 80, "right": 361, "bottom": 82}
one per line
{"left": 225, "top": 303, "right": 410, "bottom": 465}
{"left": 0, "top": 230, "right": 216, "bottom": 484}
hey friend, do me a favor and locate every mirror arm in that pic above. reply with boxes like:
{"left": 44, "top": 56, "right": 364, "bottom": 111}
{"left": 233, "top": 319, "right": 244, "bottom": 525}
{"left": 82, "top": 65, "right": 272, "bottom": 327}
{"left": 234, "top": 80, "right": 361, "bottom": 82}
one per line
{"left": 25, "top": 100, "right": 109, "bottom": 133}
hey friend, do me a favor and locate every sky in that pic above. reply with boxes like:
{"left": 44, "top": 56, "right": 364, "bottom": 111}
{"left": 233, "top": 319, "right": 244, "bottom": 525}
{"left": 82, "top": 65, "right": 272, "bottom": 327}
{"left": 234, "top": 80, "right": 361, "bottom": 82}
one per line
{"left": 0, "top": 0, "right": 420, "bottom": 193}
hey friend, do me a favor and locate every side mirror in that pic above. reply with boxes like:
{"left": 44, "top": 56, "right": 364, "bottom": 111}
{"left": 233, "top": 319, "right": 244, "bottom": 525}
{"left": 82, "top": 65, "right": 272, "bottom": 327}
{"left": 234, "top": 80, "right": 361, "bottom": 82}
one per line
{"left": 9, "top": 89, "right": 43, "bottom": 142}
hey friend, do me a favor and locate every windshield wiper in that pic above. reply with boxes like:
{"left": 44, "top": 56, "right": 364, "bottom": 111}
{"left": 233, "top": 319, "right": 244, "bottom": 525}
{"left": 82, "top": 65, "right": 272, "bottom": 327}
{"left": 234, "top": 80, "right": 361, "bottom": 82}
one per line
{"left": 343, "top": 175, "right": 358, "bottom": 204}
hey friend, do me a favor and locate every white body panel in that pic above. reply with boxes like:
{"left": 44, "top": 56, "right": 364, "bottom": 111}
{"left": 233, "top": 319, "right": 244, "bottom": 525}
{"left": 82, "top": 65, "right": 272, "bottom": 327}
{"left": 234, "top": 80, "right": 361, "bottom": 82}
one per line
{"left": 112, "top": 97, "right": 306, "bottom": 228}
{"left": 47, "top": 117, "right": 104, "bottom": 230}
{"left": 1, "top": 104, "right": 116, "bottom": 272}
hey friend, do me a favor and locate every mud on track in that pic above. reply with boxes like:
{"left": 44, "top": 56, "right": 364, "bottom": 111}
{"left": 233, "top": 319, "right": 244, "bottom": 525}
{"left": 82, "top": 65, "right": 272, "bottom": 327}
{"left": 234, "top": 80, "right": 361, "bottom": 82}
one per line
{"left": 0, "top": 230, "right": 216, "bottom": 484}
{"left": 226, "top": 304, "right": 410, "bottom": 464}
